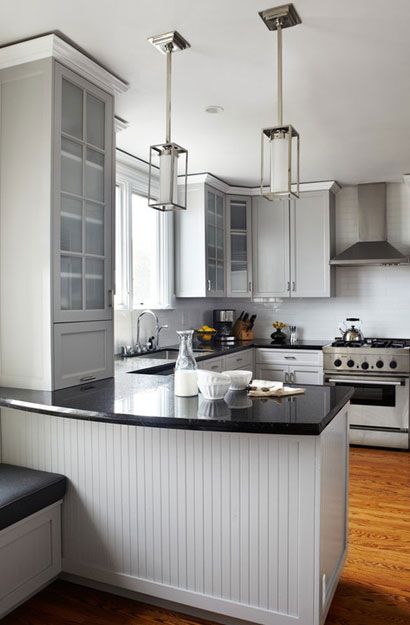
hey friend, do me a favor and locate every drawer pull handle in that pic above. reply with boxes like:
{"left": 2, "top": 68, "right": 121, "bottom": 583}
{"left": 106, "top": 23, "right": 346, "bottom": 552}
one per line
{"left": 284, "top": 356, "right": 296, "bottom": 360}
{"left": 211, "top": 366, "right": 219, "bottom": 370}
{"left": 236, "top": 358, "right": 243, "bottom": 362}
{"left": 80, "top": 376, "right": 97, "bottom": 382}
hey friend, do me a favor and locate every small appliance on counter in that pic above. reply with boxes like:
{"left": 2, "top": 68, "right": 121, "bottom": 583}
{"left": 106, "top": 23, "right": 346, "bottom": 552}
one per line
{"left": 213, "top": 309, "right": 236, "bottom": 343}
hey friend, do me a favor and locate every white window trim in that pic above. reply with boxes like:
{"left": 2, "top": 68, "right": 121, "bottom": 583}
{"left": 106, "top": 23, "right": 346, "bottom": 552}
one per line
{"left": 115, "top": 152, "right": 174, "bottom": 310}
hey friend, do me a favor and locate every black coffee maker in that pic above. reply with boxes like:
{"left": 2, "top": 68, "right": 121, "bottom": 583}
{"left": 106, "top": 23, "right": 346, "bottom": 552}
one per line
{"left": 213, "top": 309, "right": 236, "bottom": 343}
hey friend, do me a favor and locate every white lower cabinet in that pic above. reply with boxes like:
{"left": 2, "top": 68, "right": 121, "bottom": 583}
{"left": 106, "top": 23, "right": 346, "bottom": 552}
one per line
{"left": 198, "top": 349, "right": 254, "bottom": 374}
{"left": 255, "top": 349, "right": 323, "bottom": 384}
{"left": 53, "top": 321, "right": 113, "bottom": 389}
{"left": 198, "top": 356, "right": 225, "bottom": 373}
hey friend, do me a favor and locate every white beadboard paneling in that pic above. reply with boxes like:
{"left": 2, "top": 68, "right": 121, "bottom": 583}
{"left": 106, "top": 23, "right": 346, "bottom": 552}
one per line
{"left": 1, "top": 408, "right": 348, "bottom": 625}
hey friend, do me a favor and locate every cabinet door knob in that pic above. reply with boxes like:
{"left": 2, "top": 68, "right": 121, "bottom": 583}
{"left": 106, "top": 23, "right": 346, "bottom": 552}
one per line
{"left": 207, "top": 279, "right": 212, "bottom": 291}
{"left": 287, "top": 282, "right": 290, "bottom": 292}
{"left": 108, "top": 289, "right": 113, "bottom": 307}
{"left": 292, "top": 281, "right": 296, "bottom": 292}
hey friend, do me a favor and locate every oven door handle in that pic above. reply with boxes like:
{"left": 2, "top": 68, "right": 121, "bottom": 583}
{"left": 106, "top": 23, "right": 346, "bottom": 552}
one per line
{"left": 326, "top": 377, "right": 405, "bottom": 386}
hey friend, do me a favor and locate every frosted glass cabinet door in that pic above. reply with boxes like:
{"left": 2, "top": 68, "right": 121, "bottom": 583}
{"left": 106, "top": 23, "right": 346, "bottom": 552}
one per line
{"left": 54, "top": 62, "right": 113, "bottom": 322}
{"left": 205, "top": 185, "right": 225, "bottom": 296}
{"left": 226, "top": 195, "right": 252, "bottom": 297}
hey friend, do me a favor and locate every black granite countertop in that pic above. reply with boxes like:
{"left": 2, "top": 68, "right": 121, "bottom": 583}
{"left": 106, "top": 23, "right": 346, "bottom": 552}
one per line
{"left": 0, "top": 364, "right": 352, "bottom": 435}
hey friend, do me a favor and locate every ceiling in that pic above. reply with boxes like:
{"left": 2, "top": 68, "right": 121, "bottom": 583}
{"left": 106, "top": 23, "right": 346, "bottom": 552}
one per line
{"left": 1, "top": 0, "right": 410, "bottom": 186}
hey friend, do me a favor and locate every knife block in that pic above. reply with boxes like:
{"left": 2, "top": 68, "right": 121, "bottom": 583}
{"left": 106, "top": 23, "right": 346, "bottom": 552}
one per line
{"left": 234, "top": 321, "right": 254, "bottom": 341}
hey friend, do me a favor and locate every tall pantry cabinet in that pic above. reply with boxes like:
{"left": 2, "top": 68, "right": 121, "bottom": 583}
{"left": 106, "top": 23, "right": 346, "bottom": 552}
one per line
{"left": 0, "top": 35, "right": 128, "bottom": 390}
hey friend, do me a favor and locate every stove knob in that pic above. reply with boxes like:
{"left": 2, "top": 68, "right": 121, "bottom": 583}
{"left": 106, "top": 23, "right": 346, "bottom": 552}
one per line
{"left": 390, "top": 360, "right": 398, "bottom": 369}
{"left": 334, "top": 359, "right": 342, "bottom": 367}
{"left": 361, "top": 362, "right": 369, "bottom": 370}
{"left": 347, "top": 359, "right": 355, "bottom": 368}
{"left": 376, "top": 360, "right": 384, "bottom": 369}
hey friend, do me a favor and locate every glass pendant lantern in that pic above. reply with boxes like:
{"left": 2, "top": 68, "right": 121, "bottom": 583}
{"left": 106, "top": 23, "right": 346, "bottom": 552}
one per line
{"left": 147, "top": 31, "right": 190, "bottom": 211}
{"left": 259, "top": 4, "right": 301, "bottom": 200}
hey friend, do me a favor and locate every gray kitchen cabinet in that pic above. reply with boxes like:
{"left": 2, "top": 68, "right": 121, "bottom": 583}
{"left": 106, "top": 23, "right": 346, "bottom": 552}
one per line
{"left": 197, "top": 349, "right": 254, "bottom": 374}
{"left": 290, "top": 365, "right": 323, "bottom": 385}
{"left": 0, "top": 35, "right": 125, "bottom": 391}
{"left": 255, "top": 364, "right": 287, "bottom": 382}
{"left": 206, "top": 186, "right": 225, "bottom": 296}
{"left": 252, "top": 196, "right": 290, "bottom": 298}
{"left": 53, "top": 63, "right": 114, "bottom": 322}
{"left": 255, "top": 349, "right": 323, "bottom": 385}
{"left": 175, "top": 182, "right": 226, "bottom": 297}
{"left": 290, "top": 191, "right": 335, "bottom": 297}
{"left": 252, "top": 191, "right": 335, "bottom": 298}
{"left": 198, "top": 356, "right": 225, "bottom": 372}
{"left": 224, "top": 349, "right": 254, "bottom": 372}
{"left": 226, "top": 195, "right": 252, "bottom": 297}
{"left": 54, "top": 321, "right": 113, "bottom": 389}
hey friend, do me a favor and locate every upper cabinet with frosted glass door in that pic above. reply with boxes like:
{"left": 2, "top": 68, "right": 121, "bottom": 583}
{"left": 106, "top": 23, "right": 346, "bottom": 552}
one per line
{"left": 226, "top": 195, "right": 252, "bottom": 297}
{"left": 53, "top": 63, "right": 113, "bottom": 322}
{"left": 205, "top": 185, "right": 225, "bottom": 297}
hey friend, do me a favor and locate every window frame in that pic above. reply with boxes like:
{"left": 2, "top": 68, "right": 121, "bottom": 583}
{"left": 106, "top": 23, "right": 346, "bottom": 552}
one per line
{"left": 115, "top": 154, "right": 174, "bottom": 310}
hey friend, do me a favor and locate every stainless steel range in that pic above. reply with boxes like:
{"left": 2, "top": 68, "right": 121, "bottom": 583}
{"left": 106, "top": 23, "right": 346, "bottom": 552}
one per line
{"left": 323, "top": 338, "right": 410, "bottom": 449}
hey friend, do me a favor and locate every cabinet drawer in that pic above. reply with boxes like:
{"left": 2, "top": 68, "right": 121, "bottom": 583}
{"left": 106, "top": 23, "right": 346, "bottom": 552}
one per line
{"left": 256, "top": 348, "right": 323, "bottom": 367}
{"left": 198, "top": 356, "right": 224, "bottom": 373}
{"left": 224, "top": 350, "right": 253, "bottom": 372}
{"left": 53, "top": 321, "right": 113, "bottom": 389}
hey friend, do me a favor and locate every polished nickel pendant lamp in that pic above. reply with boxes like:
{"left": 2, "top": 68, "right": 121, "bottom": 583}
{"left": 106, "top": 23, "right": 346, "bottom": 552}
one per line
{"left": 147, "top": 31, "right": 190, "bottom": 211}
{"left": 259, "top": 4, "right": 301, "bottom": 200}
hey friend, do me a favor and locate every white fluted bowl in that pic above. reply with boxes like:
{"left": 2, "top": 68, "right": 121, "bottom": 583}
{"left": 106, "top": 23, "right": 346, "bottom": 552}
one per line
{"left": 223, "top": 370, "right": 253, "bottom": 391}
{"left": 197, "top": 370, "right": 231, "bottom": 400}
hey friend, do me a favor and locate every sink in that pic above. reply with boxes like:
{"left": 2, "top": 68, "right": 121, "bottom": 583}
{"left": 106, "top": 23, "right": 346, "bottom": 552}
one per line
{"left": 140, "top": 350, "right": 179, "bottom": 361}
{"left": 137, "top": 349, "right": 206, "bottom": 361}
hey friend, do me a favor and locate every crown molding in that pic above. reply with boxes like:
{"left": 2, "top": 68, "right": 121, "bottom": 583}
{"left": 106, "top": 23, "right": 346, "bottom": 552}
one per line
{"left": 0, "top": 33, "right": 128, "bottom": 95}
{"left": 183, "top": 172, "right": 341, "bottom": 195}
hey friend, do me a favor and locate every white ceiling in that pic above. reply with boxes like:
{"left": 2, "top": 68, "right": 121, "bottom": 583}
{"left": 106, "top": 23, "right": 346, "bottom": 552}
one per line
{"left": 1, "top": 0, "right": 410, "bottom": 186}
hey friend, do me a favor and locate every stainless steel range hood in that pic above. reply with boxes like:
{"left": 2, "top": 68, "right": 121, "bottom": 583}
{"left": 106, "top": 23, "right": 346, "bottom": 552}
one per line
{"left": 330, "top": 183, "right": 410, "bottom": 266}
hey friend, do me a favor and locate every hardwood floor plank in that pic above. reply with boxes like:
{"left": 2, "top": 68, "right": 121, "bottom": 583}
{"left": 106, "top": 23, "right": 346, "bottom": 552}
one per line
{"left": 2, "top": 446, "right": 409, "bottom": 625}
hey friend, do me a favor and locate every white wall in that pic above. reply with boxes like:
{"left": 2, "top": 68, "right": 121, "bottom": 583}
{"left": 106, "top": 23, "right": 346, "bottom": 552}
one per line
{"left": 114, "top": 182, "right": 410, "bottom": 351}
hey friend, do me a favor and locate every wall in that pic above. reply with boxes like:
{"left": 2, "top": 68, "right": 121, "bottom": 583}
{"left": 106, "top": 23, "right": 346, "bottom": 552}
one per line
{"left": 114, "top": 182, "right": 410, "bottom": 351}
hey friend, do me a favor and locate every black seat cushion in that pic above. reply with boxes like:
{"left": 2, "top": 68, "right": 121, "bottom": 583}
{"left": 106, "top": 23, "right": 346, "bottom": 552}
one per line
{"left": 0, "top": 464, "right": 67, "bottom": 531}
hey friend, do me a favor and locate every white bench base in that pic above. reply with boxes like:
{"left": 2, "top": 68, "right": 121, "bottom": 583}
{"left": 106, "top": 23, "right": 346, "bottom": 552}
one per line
{"left": 0, "top": 501, "right": 62, "bottom": 618}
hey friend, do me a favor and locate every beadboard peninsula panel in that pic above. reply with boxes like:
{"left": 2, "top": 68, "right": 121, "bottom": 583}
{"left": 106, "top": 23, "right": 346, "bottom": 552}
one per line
{"left": 0, "top": 408, "right": 326, "bottom": 625}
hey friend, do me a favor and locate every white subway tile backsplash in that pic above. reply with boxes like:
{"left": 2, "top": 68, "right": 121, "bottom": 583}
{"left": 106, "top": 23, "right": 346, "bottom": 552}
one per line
{"left": 115, "top": 181, "right": 410, "bottom": 352}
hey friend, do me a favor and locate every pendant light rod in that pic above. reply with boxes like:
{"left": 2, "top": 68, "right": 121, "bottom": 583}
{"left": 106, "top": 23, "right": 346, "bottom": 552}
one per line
{"left": 165, "top": 43, "right": 172, "bottom": 143}
{"left": 276, "top": 18, "right": 283, "bottom": 126}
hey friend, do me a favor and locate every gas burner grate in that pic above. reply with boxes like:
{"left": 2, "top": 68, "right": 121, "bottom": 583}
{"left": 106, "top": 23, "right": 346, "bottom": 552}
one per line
{"left": 331, "top": 340, "right": 365, "bottom": 348}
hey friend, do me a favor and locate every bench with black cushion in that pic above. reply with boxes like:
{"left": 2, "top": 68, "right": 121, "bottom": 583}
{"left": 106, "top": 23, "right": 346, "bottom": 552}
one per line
{"left": 0, "top": 463, "right": 67, "bottom": 530}
{"left": 0, "top": 463, "right": 67, "bottom": 617}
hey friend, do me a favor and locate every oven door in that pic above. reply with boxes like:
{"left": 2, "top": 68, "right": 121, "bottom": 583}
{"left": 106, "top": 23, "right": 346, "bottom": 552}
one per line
{"left": 324, "top": 374, "right": 409, "bottom": 432}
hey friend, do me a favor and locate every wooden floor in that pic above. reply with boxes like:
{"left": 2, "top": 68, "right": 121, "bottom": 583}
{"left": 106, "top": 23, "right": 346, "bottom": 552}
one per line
{"left": 3, "top": 446, "right": 409, "bottom": 625}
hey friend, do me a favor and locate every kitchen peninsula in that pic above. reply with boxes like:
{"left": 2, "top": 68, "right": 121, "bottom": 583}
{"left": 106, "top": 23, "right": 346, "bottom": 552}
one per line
{"left": 0, "top": 365, "right": 352, "bottom": 625}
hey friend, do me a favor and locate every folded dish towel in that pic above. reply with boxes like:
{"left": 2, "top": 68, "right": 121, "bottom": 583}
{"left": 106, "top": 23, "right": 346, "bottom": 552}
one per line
{"left": 248, "top": 379, "right": 305, "bottom": 398}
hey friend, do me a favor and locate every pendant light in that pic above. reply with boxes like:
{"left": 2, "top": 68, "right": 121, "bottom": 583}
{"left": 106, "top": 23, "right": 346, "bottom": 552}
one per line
{"left": 147, "top": 31, "right": 190, "bottom": 211}
{"left": 259, "top": 4, "right": 301, "bottom": 200}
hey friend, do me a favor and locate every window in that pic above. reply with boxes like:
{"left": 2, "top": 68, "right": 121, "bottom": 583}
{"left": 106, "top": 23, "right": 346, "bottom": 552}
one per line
{"left": 115, "top": 155, "right": 173, "bottom": 310}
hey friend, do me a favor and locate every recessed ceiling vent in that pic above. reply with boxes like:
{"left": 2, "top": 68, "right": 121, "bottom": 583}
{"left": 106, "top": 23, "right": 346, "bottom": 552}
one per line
{"left": 330, "top": 183, "right": 410, "bottom": 266}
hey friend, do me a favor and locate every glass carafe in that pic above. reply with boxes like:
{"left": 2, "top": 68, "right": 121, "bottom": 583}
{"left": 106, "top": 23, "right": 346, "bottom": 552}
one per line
{"left": 174, "top": 330, "right": 198, "bottom": 397}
